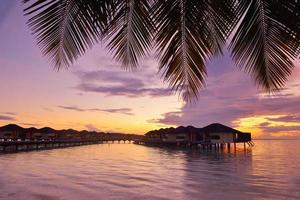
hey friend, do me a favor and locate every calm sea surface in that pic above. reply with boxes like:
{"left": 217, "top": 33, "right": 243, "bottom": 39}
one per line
{"left": 0, "top": 140, "right": 300, "bottom": 200}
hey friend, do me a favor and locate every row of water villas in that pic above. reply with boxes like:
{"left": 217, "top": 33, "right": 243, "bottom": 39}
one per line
{"left": 142, "top": 123, "right": 254, "bottom": 150}
{"left": 0, "top": 124, "right": 140, "bottom": 142}
{"left": 0, "top": 124, "right": 141, "bottom": 153}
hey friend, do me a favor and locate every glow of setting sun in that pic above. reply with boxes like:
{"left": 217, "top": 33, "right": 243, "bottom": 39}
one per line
{"left": 233, "top": 114, "right": 300, "bottom": 138}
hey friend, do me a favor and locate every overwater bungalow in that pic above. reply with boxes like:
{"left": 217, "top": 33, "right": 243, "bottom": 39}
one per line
{"left": 143, "top": 123, "right": 252, "bottom": 148}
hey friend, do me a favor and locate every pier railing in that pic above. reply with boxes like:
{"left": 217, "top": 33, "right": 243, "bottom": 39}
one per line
{"left": 0, "top": 139, "right": 133, "bottom": 153}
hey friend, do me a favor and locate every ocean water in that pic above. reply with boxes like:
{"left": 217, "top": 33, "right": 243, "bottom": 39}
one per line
{"left": 0, "top": 140, "right": 300, "bottom": 200}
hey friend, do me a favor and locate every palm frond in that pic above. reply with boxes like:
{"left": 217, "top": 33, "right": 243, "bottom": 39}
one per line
{"left": 104, "top": 0, "right": 154, "bottom": 68}
{"left": 23, "top": 0, "right": 300, "bottom": 100}
{"left": 230, "top": 0, "right": 300, "bottom": 91}
{"left": 23, "top": 0, "right": 110, "bottom": 68}
{"left": 153, "top": 0, "right": 236, "bottom": 100}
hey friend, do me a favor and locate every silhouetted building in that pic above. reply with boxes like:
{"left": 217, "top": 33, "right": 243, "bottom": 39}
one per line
{"left": 145, "top": 123, "right": 251, "bottom": 144}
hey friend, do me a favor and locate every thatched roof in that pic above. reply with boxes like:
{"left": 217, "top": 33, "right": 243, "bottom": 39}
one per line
{"left": 145, "top": 126, "right": 201, "bottom": 136}
{"left": 145, "top": 123, "right": 243, "bottom": 135}
{"left": 0, "top": 124, "right": 25, "bottom": 132}
{"left": 201, "top": 123, "right": 242, "bottom": 133}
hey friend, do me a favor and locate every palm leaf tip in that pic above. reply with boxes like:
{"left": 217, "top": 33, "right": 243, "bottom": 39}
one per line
{"left": 104, "top": 0, "right": 154, "bottom": 69}
{"left": 23, "top": 0, "right": 105, "bottom": 68}
{"left": 230, "top": 0, "right": 300, "bottom": 92}
{"left": 154, "top": 0, "right": 236, "bottom": 100}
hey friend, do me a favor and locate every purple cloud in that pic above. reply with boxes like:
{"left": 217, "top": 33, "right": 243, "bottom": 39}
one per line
{"left": 0, "top": 0, "right": 15, "bottom": 27}
{"left": 266, "top": 115, "right": 300, "bottom": 123}
{"left": 255, "top": 116, "right": 300, "bottom": 137}
{"left": 259, "top": 122, "right": 272, "bottom": 127}
{"left": 1, "top": 112, "right": 16, "bottom": 115}
{"left": 97, "top": 108, "right": 133, "bottom": 115}
{"left": 20, "top": 123, "right": 42, "bottom": 127}
{"left": 153, "top": 89, "right": 300, "bottom": 128}
{"left": 148, "top": 111, "right": 183, "bottom": 125}
{"left": 58, "top": 106, "right": 85, "bottom": 112}
{"left": 58, "top": 105, "right": 134, "bottom": 115}
{"left": 260, "top": 125, "right": 300, "bottom": 133}
{"left": 77, "top": 82, "right": 171, "bottom": 97}
{"left": 148, "top": 53, "right": 300, "bottom": 138}
{"left": 0, "top": 115, "right": 15, "bottom": 121}
{"left": 75, "top": 70, "right": 145, "bottom": 86}
{"left": 74, "top": 69, "right": 172, "bottom": 97}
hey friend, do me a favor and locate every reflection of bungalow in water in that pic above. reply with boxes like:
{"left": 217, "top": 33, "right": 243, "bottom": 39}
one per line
{"left": 144, "top": 123, "right": 251, "bottom": 147}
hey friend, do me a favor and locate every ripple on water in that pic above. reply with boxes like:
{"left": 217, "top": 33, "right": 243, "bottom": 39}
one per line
{"left": 1, "top": 141, "right": 300, "bottom": 200}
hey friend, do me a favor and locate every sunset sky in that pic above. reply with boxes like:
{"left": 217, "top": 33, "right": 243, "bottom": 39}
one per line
{"left": 1, "top": 1, "right": 300, "bottom": 138}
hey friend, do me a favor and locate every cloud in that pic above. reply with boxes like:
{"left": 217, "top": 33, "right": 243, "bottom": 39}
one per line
{"left": 98, "top": 108, "right": 133, "bottom": 115}
{"left": 0, "top": 0, "right": 16, "bottom": 27}
{"left": 261, "top": 125, "right": 300, "bottom": 133}
{"left": 74, "top": 69, "right": 172, "bottom": 97}
{"left": 85, "top": 124, "right": 102, "bottom": 132}
{"left": 266, "top": 115, "right": 300, "bottom": 123}
{"left": 58, "top": 105, "right": 134, "bottom": 115}
{"left": 149, "top": 70, "right": 258, "bottom": 126}
{"left": 75, "top": 70, "right": 145, "bottom": 85}
{"left": 0, "top": 115, "right": 16, "bottom": 121}
{"left": 147, "top": 53, "right": 300, "bottom": 139}
{"left": 253, "top": 116, "right": 300, "bottom": 138}
{"left": 148, "top": 111, "right": 183, "bottom": 125}
{"left": 258, "top": 122, "right": 272, "bottom": 127}
{"left": 153, "top": 88, "right": 300, "bottom": 128}
{"left": 2, "top": 112, "right": 16, "bottom": 115}
{"left": 76, "top": 82, "right": 171, "bottom": 97}
{"left": 58, "top": 105, "right": 85, "bottom": 112}
{"left": 20, "top": 123, "right": 42, "bottom": 127}
{"left": 256, "top": 121, "right": 300, "bottom": 138}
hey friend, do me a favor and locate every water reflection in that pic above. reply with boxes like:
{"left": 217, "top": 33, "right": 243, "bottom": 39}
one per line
{"left": 0, "top": 141, "right": 300, "bottom": 200}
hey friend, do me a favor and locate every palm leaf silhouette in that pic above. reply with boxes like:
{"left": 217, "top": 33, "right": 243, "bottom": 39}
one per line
{"left": 230, "top": 0, "right": 300, "bottom": 91}
{"left": 24, "top": 0, "right": 111, "bottom": 67}
{"left": 104, "top": 0, "right": 154, "bottom": 68}
{"left": 23, "top": 0, "right": 300, "bottom": 99}
{"left": 153, "top": 0, "right": 236, "bottom": 99}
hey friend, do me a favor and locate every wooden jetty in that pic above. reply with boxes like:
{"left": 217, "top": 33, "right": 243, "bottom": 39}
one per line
{"left": 0, "top": 124, "right": 143, "bottom": 153}
{"left": 0, "top": 139, "right": 133, "bottom": 153}
{"left": 133, "top": 139, "right": 254, "bottom": 150}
